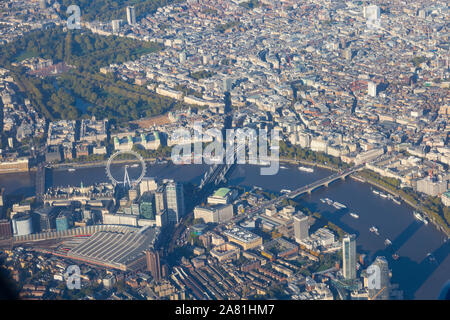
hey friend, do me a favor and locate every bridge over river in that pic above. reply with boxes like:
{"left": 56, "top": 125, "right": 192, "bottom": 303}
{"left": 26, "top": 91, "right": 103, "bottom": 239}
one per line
{"left": 246, "top": 164, "right": 365, "bottom": 215}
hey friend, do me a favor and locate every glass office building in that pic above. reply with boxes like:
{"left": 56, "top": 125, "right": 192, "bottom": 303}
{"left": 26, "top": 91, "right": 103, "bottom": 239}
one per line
{"left": 343, "top": 234, "right": 356, "bottom": 280}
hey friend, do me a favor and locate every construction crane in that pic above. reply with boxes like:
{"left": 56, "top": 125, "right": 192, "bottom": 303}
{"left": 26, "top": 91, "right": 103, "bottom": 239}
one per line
{"left": 369, "top": 286, "right": 387, "bottom": 300}
{"left": 428, "top": 160, "right": 437, "bottom": 180}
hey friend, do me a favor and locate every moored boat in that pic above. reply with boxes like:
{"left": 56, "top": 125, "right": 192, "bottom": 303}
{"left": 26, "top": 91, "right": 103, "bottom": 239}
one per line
{"left": 298, "top": 166, "right": 314, "bottom": 173}
{"left": 413, "top": 211, "right": 428, "bottom": 225}
{"left": 333, "top": 201, "right": 347, "bottom": 210}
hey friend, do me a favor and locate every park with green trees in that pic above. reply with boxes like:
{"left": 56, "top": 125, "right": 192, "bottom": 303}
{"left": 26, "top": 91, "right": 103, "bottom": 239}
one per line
{"left": 58, "top": 0, "right": 182, "bottom": 22}
{"left": 0, "top": 27, "right": 187, "bottom": 123}
{"left": 279, "top": 140, "right": 349, "bottom": 169}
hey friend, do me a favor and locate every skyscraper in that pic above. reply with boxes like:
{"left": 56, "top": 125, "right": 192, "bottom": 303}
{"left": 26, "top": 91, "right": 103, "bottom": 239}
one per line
{"left": 223, "top": 78, "right": 233, "bottom": 92}
{"left": 368, "top": 256, "right": 390, "bottom": 300}
{"left": 126, "top": 6, "right": 136, "bottom": 26}
{"left": 293, "top": 212, "right": 309, "bottom": 243}
{"left": 342, "top": 234, "right": 357, "bottom": 280}
{"left": 146, "top": 250, "right": 162, "bottom": 282}
{"left": 165, "top": 181, "right": 184, "bottom": 224}
{"left": 155, "top": 185, "right": 166, "bottom": 214}
{"left": 368, "top": 81, "right": 377, "bottom": 97}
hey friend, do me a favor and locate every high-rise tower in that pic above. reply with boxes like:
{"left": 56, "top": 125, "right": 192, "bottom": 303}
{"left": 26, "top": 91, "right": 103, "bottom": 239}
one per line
{"left": 293, "top": 212, "right": 309, "bottom": 243}
{"left": 126, "top": 6, "right": 136, "bottom": 26}
{"left": 146, "top": 250, "right": 162, "bottom": 282}
{"left": 165, "top": 181, "right": 184, "bottom": 224}
{"left": 342, "top": 234, "right": 357, "bottom": 280}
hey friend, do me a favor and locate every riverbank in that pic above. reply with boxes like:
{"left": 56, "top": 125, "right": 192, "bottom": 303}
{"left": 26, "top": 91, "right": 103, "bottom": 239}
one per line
{"left": 279, "top": 157, "right": 340, "bottom": 172}
{"left": 351, "top": 172, "right": 450, "bottom": 237}
{"left": 2, "top": 155, "right": 337, "bottom": 173}
{"left": 280, "top": 156, "right": 450, "bottom": 237}
{"left": 50, "top": 157, "right": 162, "bottom": 170}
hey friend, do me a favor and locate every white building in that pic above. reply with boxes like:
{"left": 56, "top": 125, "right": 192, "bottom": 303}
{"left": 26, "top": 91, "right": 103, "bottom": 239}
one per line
{"left": 140, "top": 177, "right": 158, "bottom": 194}
{"left": 355, "top": 148, "right": 384, "bottom": 165}
{"left": 293, "top": 212, "right": 309, "bottom": 243}
{"left": 194, "top": 204, "right": 234, "bottom": 224}
{"left": 368, "top": 81, "right": 377, "bottom": 97}
{"left": 126, "top": 6, "right": 136, "bottom": 26}
{"left": 207, "top": 188, "right": 237, "bottom": 205}
{"left": 113, "top": 132, "right": 161, "bottom": 151}
{"left": 441, "top": 192, "right": 450, "bottom": 206}
{"left": 156, "top": 86, "right": 183, "bottom": 100}
{"left": 417, "top": 176, "right": 448, "bottom": 196}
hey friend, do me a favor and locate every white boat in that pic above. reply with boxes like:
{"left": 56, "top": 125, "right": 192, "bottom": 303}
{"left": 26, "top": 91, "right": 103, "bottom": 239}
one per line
{"left": 130, "top": 164, "right": 139, "bottom": 168}
{"left": 370, "top": 226, "right": 379, "bottom": 235}
{"left": 350, "top": 213, "right": 359, "bottom": 219}
{"left": 68, "top": 168, "right": 76, "bottom": 172}
{"left": 413, "top": 211, "right": 428, "bottom": 224}
{"left": 298, "top": 166, "right": 314, "bottom": 173}
{"left": 379, "top": 192, "right": 388, "bottom": 198}
{"left": 333, "top": 201, "right": 347, "bottom": 210}
{"left": 384, "top": 239, "right": 392, "bottom": 246}
{"left": 332, "top": 203, "right": 342, "bottom": 209}
{"left": 280, "top": 189, "right": 291, "bottom": 194}
{"left": 280, "top": 166, "right": 288, "bottom": 170}
{"left": 392, "top": 198, "right": 401, "bottom": 205}
{"left": 320, "top": 198, "right": 327, "bottom": 204}
{"left": 372, "top": 189, "right": 380, "bottom": 195}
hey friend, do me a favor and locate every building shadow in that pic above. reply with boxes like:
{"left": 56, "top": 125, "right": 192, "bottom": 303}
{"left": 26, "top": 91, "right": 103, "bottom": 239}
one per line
{"left": 369, "top": 221, "right": 448, "bottom": 299}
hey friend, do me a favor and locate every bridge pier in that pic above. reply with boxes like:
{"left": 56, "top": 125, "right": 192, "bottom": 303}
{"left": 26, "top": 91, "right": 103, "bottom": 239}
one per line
{"left": 324, "top": 182, "right": 329, "bottom": 187}
{"left": 340, "top": 176, "right": 346, "bottom": 181}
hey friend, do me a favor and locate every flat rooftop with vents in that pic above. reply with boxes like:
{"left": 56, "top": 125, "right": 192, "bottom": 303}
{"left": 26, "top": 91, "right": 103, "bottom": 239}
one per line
{"left": 223, "top": 226, "right": 262, "bottom": 250}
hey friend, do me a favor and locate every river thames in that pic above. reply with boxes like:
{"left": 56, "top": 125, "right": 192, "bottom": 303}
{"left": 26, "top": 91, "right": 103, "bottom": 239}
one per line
{"left": 0, "top": 162, "right": 448, "bottom": 299}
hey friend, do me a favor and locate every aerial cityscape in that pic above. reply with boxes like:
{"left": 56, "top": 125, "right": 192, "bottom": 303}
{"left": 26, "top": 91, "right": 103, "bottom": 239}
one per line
{"left": 0, "top": 0, "right": 449, "bottom": 302}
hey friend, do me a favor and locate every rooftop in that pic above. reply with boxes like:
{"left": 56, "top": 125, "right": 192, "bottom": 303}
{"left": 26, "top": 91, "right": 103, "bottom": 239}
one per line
{"left": 223, "top": 226, "right": 261, "bottom": 243}
{"left": 213, "top": 187, "right": 231, "bottom": 198}
{"left": 66, "top": 226, "right": 159, "bottom": 270}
